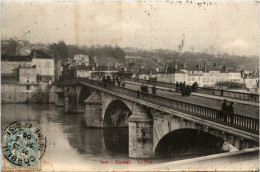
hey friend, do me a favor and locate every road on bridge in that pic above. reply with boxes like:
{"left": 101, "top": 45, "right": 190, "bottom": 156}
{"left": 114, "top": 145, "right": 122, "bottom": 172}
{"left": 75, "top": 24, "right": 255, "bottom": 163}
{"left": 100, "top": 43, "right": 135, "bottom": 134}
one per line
{"left": 125, "top": 82, "right": 259, "bottom": 119}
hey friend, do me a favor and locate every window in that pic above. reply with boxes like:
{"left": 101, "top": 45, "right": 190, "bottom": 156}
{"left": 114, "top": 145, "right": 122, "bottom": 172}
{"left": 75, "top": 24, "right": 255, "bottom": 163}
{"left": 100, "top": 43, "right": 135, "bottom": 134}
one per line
{"left": 26, "top": 85, "right": 30, "bottom": 90}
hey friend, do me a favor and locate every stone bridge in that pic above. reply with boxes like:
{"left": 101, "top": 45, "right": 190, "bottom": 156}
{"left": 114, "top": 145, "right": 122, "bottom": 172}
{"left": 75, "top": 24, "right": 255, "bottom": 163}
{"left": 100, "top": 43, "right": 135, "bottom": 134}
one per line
{"left": 55, "top": 78, "right": 259, "bottom": 158}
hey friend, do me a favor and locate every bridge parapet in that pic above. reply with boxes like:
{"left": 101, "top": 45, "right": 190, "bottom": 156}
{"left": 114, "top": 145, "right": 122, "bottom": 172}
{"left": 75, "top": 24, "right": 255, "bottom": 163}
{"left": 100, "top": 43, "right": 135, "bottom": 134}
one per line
{"left": 126, "top": 78, "right": 259, "bottom": 102}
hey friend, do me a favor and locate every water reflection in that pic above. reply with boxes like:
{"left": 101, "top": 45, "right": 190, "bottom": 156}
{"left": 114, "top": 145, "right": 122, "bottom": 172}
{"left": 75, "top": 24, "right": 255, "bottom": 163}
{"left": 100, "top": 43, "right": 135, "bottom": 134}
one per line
{"left": 103, "top": 128, "right": 129, "bottom": 155}
{"left": 1, "top": 104, "right": 129, "bottom": 160}
{"left": 1, "top": 104, "right": 221, "bottom": 171}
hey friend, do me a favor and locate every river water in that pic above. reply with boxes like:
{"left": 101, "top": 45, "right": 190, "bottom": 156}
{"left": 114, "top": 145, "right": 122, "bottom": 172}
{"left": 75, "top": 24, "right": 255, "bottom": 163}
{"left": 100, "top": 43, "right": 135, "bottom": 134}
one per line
{"left": 1, "top": 104, "right": 216, "bottom": 171}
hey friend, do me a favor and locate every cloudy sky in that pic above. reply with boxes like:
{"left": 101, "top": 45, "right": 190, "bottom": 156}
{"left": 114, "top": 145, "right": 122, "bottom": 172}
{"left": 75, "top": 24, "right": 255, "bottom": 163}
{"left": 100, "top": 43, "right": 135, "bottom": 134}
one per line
{"left": 1, "top": 1, "right": 259, "bottom": 56}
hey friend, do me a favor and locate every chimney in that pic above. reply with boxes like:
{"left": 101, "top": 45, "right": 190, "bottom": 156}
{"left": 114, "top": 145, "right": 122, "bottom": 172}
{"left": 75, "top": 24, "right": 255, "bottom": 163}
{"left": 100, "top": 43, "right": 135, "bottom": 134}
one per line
{"left": 214, "top": 63, "right": 217, "bottom": 67}
{"left": 95, "top": 62, "right": 98, "bottom": 68}
{"left": 165, "top": 65, "right": 168, "bottom": 73}
{"left": 175, "top": 64, "right": 178, "bottom": 70}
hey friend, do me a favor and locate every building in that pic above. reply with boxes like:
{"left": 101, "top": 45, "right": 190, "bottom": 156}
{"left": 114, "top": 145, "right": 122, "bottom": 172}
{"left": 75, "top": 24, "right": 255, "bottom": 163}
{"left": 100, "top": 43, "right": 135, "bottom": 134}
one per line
{"left": 74, "top": 54, "right": 89, "bottom": 66}
{"left": 1, "top": 55, "right": 32, "bottom": 74}
{"left": 19, "top": 66, "right": 37, "bottom": 84}
{"left": 157, "top": 65, "right": 186, "bottom": 83}
{"left": 201, "top": 65, "right": 242, "bottom": 87}
{"left": 31, "top": 50, "right": 55, "bottom": 83}
{"left": 137, "top": 68, "right": 157, "bottom": 80}
{"left": 185, "top": 65, "right": 204, "bottom": 86}
{"left": 75, "top": 65, "right": 93, "bottom": 78}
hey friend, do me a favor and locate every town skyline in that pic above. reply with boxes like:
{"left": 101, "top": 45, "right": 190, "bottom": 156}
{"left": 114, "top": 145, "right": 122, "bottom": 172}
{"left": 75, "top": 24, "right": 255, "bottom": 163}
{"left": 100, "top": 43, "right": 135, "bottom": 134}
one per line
{"left": 1, "top": 1, "right": 259, "bottom": 56}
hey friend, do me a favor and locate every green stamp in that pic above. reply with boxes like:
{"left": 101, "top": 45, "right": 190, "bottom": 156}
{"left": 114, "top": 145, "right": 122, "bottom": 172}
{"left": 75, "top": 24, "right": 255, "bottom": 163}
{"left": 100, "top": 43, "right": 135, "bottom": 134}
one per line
{"left": 2, "top": 121, "right": 46, "bottom": 170}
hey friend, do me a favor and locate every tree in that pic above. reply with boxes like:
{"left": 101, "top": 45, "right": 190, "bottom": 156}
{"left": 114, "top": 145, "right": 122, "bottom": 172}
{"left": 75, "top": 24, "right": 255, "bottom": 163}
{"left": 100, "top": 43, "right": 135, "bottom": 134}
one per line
{"left": 1, "top": 38, "right": 18, "bottom": 55}
{"left": 49, "top": 40, "right": 68, "bottom": 60}
{"left": 172, "top": 34, "right": 185, "bottom": 63}
{"left": 113, "top": 46, "right": 125, "bottom": 60}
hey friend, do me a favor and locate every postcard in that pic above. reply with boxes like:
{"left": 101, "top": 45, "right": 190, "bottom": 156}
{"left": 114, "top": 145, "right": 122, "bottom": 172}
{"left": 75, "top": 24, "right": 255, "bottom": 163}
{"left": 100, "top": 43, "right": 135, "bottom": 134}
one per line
{"left": 1, "top": 1, "right": 259, "bottom": 171}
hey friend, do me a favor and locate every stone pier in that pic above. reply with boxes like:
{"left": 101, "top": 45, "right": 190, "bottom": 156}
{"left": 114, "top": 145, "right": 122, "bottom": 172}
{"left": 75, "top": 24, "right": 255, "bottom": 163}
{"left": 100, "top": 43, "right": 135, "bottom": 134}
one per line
{"left": 129, "top": 106, "right": 153, "bottom": 158}
{"left": 84, "top": 91, "right": 103, "bottom": 127}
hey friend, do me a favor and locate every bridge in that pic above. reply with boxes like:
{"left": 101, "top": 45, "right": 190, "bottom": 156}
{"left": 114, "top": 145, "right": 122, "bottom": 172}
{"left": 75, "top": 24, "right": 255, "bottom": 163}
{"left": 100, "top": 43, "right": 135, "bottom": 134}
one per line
{"left": 52, "top": 78, "right": 259, "bottom": 159}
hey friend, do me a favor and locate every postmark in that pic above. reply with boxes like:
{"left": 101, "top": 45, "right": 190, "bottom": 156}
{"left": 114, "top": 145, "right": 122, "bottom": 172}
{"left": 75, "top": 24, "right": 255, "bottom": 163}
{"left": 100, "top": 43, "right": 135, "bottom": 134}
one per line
{"left": 2, "top": 121, "right": 47, "bottom": 170}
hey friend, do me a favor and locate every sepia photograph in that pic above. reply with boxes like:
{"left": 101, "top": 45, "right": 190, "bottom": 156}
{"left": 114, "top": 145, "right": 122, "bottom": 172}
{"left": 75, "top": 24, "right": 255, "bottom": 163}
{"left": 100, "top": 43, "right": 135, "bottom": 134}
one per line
{"left": 1, "top": 0, "right": 259, "bottom": 171}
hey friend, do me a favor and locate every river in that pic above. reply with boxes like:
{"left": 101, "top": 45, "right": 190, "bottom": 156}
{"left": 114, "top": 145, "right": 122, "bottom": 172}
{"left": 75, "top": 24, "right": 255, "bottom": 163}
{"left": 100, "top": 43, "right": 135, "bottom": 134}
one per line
{"left": 1, "top": 104, "right": 219, "bottom": 171}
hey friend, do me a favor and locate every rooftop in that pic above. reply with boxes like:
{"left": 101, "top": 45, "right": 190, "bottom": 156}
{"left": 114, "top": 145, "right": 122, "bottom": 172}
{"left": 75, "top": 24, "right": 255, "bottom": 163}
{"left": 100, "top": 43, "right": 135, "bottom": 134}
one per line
{"left": 1, "top": 55, "right": 32, "bottom": 62}
{"left": 31, "top": 50, "right": 53, "bottom": 59}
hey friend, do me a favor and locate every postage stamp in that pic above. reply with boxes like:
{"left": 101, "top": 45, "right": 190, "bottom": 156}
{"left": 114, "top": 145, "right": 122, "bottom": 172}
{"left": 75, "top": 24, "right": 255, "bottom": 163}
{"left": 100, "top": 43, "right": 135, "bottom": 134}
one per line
{"left": 2, "top": 121, "right": 47, "bottom": 170}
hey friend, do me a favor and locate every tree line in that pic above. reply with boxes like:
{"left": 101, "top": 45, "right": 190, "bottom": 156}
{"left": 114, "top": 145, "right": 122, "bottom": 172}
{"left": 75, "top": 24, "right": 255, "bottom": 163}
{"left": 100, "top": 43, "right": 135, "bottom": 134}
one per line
{"left": 1, "top": 39, "right": 126, "bottom": 63}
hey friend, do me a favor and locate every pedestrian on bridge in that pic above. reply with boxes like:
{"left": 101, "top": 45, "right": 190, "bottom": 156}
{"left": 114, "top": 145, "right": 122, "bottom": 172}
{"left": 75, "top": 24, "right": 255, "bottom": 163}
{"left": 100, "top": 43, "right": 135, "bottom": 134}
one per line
{"left": 227, "top": 102, "right": 235, "bottom": 124}
{"left": 221, "top": 99, "right": 228, "bottom": 122}
{"left": 180, "top": 82, "right": 183, "bottom": 94}
{"left": 152, "top": 85, "right": 156, "bottom": 94}
{"left": 191, "top": 82, "right": 198, "bottom": 92}
{"left": 102, "top": 76, "right": 106, "bottom": 83}
{"left": 176, "top": 81, "right": 179, "bottom": 92}
{"left": 181, "top": 86, "right": 186, "bottom": 96}
{"left": 185, "top": 86, "right": 191, "bottom": 96}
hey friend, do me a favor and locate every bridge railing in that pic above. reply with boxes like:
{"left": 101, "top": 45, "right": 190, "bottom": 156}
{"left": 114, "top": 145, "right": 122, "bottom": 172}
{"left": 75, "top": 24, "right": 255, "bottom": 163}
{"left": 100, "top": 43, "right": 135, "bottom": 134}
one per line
{"left": 78, "top": 78, "right": 259, "bottom": 133}
{"left": 125, "top": 78, "right": 259, "bottom": 102}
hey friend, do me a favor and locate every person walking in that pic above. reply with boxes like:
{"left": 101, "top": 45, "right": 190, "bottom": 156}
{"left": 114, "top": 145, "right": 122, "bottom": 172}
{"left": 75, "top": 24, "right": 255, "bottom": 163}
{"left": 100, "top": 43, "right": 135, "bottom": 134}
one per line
{"left": 194, "top": 82, "right": 198, "bottom": 92}
{"left": 152, "top": 85, "right": 156, "bottom": 94}
{"left": 181, "top": 85, "right": 186, "bottom": 96}
{"left": 221, "top": 99, "right": 228, "bottom": 122}
{"left": 185, "top": 86, "right": 191, "bottom": 96}
{"left": 176, "top": 82, "right": 179, "bottom": 92}
{"left": 227, "top": 102, "right": 235, "bottom": 124}
{"left": 141, "top": 84, "right": 145, "bottom": 92}
{"left": 180, "top": 82, "right": 183, "bottom": 93}
{"left": 191, "top": 82, "right": 196, "bottom": 92}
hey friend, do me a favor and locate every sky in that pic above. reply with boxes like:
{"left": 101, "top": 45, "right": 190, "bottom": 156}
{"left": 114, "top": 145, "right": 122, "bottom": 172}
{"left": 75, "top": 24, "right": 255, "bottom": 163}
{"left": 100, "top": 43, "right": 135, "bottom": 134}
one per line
{"left": 1, "top": 1, "right": 259, "bottom": 56}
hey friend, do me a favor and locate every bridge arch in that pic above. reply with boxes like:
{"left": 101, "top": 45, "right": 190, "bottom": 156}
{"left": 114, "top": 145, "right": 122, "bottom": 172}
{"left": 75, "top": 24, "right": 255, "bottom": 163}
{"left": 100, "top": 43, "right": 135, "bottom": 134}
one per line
{"left": 154, "top": 128, "right": 224, "bottom": 158}
{"left": 103, "top": 100, "right": 132, "bottom": 127}
{"left": 78, "top": 87, "right": 92, "bottom": 105}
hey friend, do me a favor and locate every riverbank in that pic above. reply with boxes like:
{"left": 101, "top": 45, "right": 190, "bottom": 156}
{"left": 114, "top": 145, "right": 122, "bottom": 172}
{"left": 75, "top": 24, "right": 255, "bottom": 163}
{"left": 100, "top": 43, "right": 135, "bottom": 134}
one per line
{"left": 1, "top": 84, "right": 50, "bottom": 103}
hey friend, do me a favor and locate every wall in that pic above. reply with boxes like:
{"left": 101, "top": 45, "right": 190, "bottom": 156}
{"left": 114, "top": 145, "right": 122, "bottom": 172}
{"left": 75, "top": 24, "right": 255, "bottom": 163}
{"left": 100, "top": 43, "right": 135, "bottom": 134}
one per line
{"left": 245, "top": 78, "right": 258, "bottom": 89}
{"left": 1, "top": 84, "right": 49, "bottom": 103}
{"left": 19, "top": 67, "right": 37, "bottom": 84}
{"left": 1, "top": 61, "right": 31, "bottom": 74}
{"left": 32, "top": 58, "right": 55, "bottom": 76}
